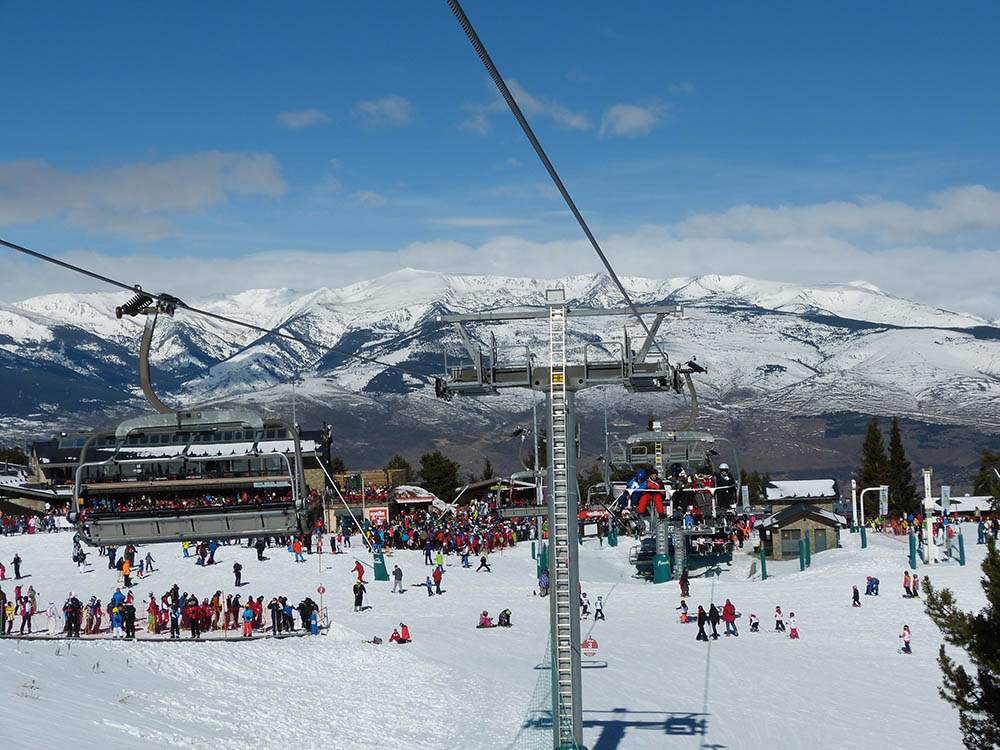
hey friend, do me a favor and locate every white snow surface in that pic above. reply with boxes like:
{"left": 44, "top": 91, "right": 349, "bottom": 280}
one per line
{"left": 0, "top": 527, "right": 987, "bottom": 749}
{"left": 764, "top": 478, "right": 838, "bottom": 500}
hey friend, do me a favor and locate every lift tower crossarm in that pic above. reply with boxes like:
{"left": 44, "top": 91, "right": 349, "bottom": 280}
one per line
{"left": 434, "top": 304, "right": 681, "bottom": 323}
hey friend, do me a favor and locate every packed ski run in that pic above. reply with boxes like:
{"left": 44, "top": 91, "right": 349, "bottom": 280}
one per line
{"left": 0, "top": 522, "right": 989, "bottom": 749}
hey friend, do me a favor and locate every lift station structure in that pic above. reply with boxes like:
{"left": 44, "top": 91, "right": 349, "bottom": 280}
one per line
{"left": 436, "top": 289, "right": 699, "bottom": 749}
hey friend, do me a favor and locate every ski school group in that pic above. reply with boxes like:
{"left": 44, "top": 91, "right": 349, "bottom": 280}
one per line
{"left": 665, "top": 565, "right": 922, "bottom": 653}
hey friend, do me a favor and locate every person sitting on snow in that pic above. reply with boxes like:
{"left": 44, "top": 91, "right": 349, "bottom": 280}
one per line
{"left": 389, "top": 628, "right": 401, "bottom": 643}
{"left": 749, "top": 613, "right": 759, "bottom": 632}
{"left": 497, "top": 609, "right": 512, "bottom": 627}
{"left": 478, "top": 610, "right": 493, "bottom": 628}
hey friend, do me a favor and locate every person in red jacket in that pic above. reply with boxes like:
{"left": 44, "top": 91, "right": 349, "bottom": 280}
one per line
{"left": 722, "top": 599, "right": 738, "bottom": 637}
{"left": 432, "top": 565, "right": 444, "bottom": 595}
{"left": 352, "top": 560, "right": 366, "bottom": 582}
{"left": 399, "top": 622, "right": 411, "bottom": 643}
{"left": 188, "top": 600, "right": 202, "bottom": 639}
{"left": 636, "top": 469, "right": 665, "bottom": 516}
{"left": 389, "top": 628, "right": 401, "bottom": 643}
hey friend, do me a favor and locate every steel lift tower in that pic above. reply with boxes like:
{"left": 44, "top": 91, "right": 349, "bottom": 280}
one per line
{"left": 436, "top": 291, "right": 697, "bottom": 749}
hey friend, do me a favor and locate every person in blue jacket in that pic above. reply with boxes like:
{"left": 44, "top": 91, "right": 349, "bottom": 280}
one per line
{"left": 620, "top": 470, "right": 647, "bottom": 510}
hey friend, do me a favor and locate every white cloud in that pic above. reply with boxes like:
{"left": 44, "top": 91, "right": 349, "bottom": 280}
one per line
{"left": 353, "top": 94, "right": 412, "bottom": 126}
{"left": 668, "top": 81, "right": 696, "bottom": 94}
{"left": 428, "top": 217, "right": 538, "bottom": 228}
{"left": 4, "top": 187, "right": 998, "bottom": 318}
{"left": 506, "top": 79, "right": 590, "bottom": 131}
{"left": 674, "top": 185, "right": 1000, "bottom": 241}
{"left": 0, "top": 152, "right": 286, "bottom": 241}
{"left": 461, "top": 79, "right": 591, "bottom": 135}
{"left": 276, "top": 108, "right": 330, "bottom": 129}
{"left": 459, "top": 113, "right": 491, "bottom": 135}
{"left": 349, "top": 190, "right": 387, "bottom": 206}
{"left": 600, "top": 101, "right": 668, "bottom": 137}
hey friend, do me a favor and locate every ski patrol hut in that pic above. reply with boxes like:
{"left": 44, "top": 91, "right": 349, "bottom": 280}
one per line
{"left": 755, "top": 504, "right": 847, "bottom": 560}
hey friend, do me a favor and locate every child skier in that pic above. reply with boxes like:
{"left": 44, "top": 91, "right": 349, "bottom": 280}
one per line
{"left": 677, "top": 600, "right": 689, "bottom": 624}
{"left": 593, "top": 596, "right": 605, "bottom": 621}
{"left": 910, "top": 573, "right": 920, "bottom": 599}
{"left": 774, "top": 606, "right": 786, "bottom": 632}
{"left": 899, "top": 625, "right": 911, "bottom": 654}
{"left": 749, "top": 613, "right": 759, "bottom": 632}
{"left": 788, "top": 612, "right": 799, "bottom": 639}
{"left": 242, "top": 603, "right": 253, "bottom": 637}
{"left": 903, "top": 571, "right": 912, "bottom": 598}
{"left": 852, "top": 586, "right": 861, "bottom": 607}
{"left": 580, "top": 593, "right": 590, "bottom": 618}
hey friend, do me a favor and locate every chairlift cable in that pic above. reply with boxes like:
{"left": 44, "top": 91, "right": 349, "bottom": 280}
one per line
{"left": 443, "top": 0, "right": 670, "bottom": 364}
{"left": 0, "top": 236, "right": 434, "bottom": 382}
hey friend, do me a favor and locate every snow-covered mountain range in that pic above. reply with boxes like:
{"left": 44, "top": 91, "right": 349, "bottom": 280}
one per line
{"left": 3, "top": 270, "right": 999, "bottom": 482}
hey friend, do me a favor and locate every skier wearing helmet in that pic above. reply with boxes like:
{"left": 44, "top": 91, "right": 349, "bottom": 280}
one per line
{"left": 715, "top": 463, "right": 737, "bottom": 506}
{"left": 619, "top": 470, "right": 648, "bottom": 511}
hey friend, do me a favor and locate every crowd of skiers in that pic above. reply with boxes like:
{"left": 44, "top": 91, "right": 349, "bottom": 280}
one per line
{"left": 349, "top": 506, "right": 536, "bottom": 558}
{"left": 0, "top": 579, "right": 322, "bottom": 639}
{"left": 0, "top": 512, "right": 60, "bottom": 535}
{"left": 80, "top": 489, "right": 314, "bottom": 516}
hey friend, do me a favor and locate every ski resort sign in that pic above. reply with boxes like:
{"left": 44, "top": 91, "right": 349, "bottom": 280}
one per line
{"left": 581, "top": 638, "right": 599, "bottom": 657}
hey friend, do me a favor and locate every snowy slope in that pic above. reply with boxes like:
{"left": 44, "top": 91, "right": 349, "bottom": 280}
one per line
{"left": 0, "top": 528, "right": 987, "bottom": 749}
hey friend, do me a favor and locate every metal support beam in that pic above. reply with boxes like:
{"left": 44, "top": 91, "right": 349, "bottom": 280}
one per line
{"left": 636, "top": 313, "right": 666, "bottom": 362}
{"left": 545, "top": 292, "right": 584, "bottom": 748}
{"left": 435, "top": 304, "right": 681, "bottom": 323}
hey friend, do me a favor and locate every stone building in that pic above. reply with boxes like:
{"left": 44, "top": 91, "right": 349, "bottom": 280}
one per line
{"left": 756, "top": 504, "right": 847, "bottom": 560}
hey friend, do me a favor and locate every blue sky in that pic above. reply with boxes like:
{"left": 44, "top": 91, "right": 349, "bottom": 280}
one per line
{"left": 2, "top": 1, "right": 999, "bottom": 315}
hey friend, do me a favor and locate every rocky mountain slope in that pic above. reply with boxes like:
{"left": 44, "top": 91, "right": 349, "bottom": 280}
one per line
{"left": 3, "top": 270, "right": 999, "bottom": 487}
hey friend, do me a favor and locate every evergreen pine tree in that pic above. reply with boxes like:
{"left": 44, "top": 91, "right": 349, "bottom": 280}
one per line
{"left": 383, "top": 455, "right": 415, "bottom": 483}
{"left": 577, "top": 463, "right": 605, "bottom": 501}
{"left": 886, "top": 417, "right": 918, "bottom": 515}
{"left": 856, "top": 417, "right": 888, "bottom": 518}
{"left": 972, "top": 449, "right": 1000, "bottom": 510}
{"left": 418, "top": 451, "right": 460, "bottom": 502}
{"left": 0, "top": 446, "right": 29, "bottom": 464}
{"left": 481, "top": 457, "right": 495, "bottom": 482}
{"left": 329, "top": 456, "right": 345, "bottom": 474}
{"left": 924, "top": 539, "right": 1000, "bottom": 750}
{"left": 746, "top": 471, "right": 763, "bottom": 504}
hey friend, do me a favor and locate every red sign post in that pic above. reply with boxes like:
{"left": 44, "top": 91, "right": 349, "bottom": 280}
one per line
{"left": 317, "top": 584, "right": 326, "bottom": 613}
{"left": 582, "top": 637, "right": 598, "bottom": 658}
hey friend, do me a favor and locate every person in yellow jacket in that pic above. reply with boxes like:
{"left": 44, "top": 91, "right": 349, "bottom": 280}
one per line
{"left": 4, "top": 600, "right": 14, "bottom": 634}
